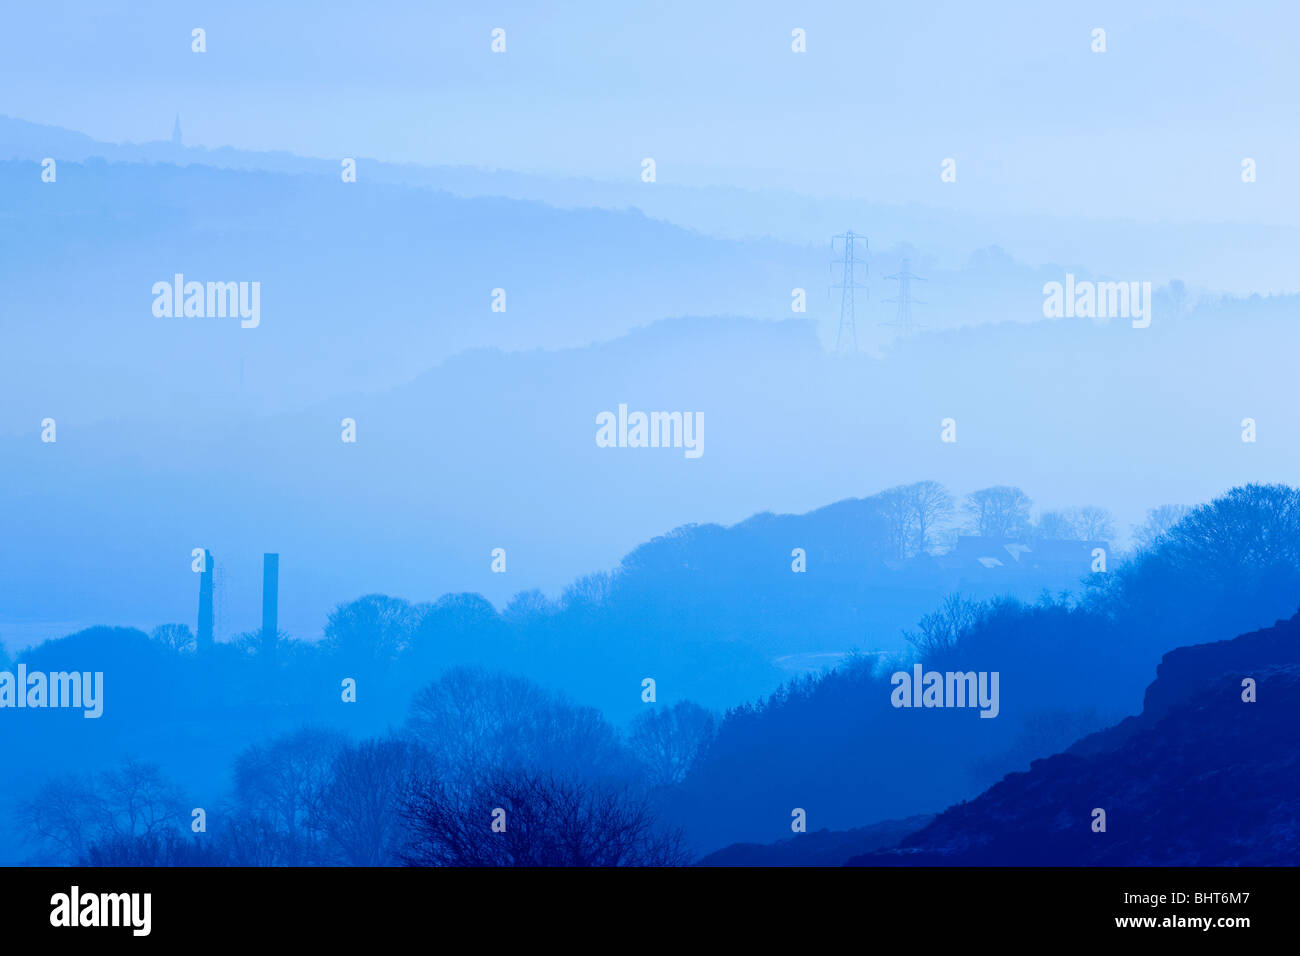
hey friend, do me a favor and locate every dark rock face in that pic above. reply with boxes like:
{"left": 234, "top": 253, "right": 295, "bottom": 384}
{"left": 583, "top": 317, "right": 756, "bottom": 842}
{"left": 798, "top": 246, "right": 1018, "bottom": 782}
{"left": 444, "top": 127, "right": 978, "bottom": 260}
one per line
{"left": 849, "top": 612, "right": 1300, "bottom": 866}
{"left": 1140, "top": 612, "right": 1300, "bottom": 721}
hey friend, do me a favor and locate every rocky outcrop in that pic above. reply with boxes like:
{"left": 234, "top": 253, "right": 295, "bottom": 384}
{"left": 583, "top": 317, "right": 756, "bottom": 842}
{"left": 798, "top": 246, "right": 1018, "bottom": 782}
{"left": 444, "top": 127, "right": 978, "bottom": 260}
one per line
{"left": 849, "top": 611, "right": 1300, "bottom": 866}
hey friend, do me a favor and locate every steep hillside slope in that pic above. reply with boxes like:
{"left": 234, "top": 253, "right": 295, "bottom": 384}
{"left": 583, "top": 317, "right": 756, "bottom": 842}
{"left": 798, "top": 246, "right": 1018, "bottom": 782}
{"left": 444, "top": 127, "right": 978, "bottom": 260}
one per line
{"left": 850, "top": 611, "right": 1300, "bottom": 865}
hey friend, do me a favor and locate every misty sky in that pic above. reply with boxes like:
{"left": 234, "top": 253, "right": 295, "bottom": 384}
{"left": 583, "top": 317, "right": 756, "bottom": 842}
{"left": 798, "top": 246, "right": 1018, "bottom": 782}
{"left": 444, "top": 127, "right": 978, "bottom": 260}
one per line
{"left": 4, "top": 0, "right": 1299, "bottom": 226}
{"left": 4, "top": 1, "right": 1300, "bottom": 648}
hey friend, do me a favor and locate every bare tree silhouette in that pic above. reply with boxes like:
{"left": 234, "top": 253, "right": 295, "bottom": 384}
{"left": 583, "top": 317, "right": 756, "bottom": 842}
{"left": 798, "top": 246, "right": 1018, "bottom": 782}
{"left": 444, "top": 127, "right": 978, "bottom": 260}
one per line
{"left": 402, "top": 770, "right": 688, "bottom": 867}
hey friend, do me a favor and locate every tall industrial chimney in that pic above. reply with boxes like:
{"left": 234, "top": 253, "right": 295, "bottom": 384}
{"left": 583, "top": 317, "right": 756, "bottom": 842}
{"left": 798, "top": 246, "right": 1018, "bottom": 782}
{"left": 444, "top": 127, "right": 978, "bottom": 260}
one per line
{"left": 261, "top": 553, "right": 279, "bottom": 660}
{"left": 196, "top": 549, "right": 214, "bottom": 652}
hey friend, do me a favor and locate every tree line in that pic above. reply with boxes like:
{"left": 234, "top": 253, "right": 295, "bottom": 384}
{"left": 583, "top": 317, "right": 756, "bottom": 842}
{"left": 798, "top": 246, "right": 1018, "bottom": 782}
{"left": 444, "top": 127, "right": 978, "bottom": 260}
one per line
{"left": 16, "top": 668, "right": 714, "bottom": 866}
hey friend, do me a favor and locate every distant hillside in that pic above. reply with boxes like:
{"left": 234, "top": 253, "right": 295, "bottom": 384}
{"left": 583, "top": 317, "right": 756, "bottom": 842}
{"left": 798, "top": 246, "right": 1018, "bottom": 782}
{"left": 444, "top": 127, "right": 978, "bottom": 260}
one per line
{"left": 697, "top": 814, "right": 932, "bottom": 866}
{"left": 850, "top": 610, "right": 1300, "bottom": 865}
{"left": 665, "top": 484, "right": 1300, "bottom": 855}
{"left": 0, "top": 153, "right": 824, "bottom": 427}
{"left": 6, "top": 291, "right": 1300, "bottom": 648}
{"left": 4, "top": 114, "right": 1297, "bottom": 293}
{"left": 600, "top": 494, "right": 1109, "bottom": 662}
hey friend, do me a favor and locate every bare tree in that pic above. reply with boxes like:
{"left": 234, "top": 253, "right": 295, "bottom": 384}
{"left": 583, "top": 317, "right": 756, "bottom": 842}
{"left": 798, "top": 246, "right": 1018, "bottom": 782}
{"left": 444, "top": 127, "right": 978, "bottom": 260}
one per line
{"left": 98, "top": 758, "right": 186, "bottom": 840}
{"left": 406, "top": 667, "right": 628, "bottom": 785}
{"left": 1033, "top": 506, "right": 1115, "bottom": 542}
{"left": 19, "top": 762, "right": 188, "bottom": 864}
{"left": 503, "top": 589, "right": 556, "bottom": 625}
{"left": 560, "top": 571, "right": 617, "bottom": 611}
{"left": 903, "top": 593, "right": 983, "bottom": 658}
{"left": 402, "top": 770, "right": 689, "bottom": 867}
{"left": 80, "top": 831, "right": 217, "bottom": 866}
{"left": 407, "top": 668, "right": 547, "bottom": 782}
{"left": 150, "top": 623, "right": 196, "bottom": 653}
{"left": 17, "top": 774, "right": 103, "bottom": 862}
{"left": 232, "top": 726, "right": 346, "bottom": 862}
{"left": 1033, "top": 509, "right": 1078, "bottom": 540}
{"left": 1073, "top": 505, "right": 1116, "bottom": 542}
{"left": 874, "top": 481, "right": 954, "bottom": 558}
{"left": 317, "top": 737, "right": 430, "bottom": 865}
{"left": 214, "top": 813, "right": 305, "bottom": 867}
{"left": 1131, "top": 504, "right": 1192, "bottom": 552}
{"left": 908, "top": 480, "right": 955, "bottom": 554}
{"left": 964, "top": 486, "right": 1032, "bottom": 538}
{"left": 627, "top": 701, "right": 716, "bottom": 788}
{"left": 1158, "top": 484, "right": 1300, "bottom": 574}
{"left": 323, "top": 594, "right": 419, "bottom": 668}
{"left": 230, "top": 627, "right": 292, "bottom": 660}
{"left": 874, "top": 486, "right": 916, "bottom": 560}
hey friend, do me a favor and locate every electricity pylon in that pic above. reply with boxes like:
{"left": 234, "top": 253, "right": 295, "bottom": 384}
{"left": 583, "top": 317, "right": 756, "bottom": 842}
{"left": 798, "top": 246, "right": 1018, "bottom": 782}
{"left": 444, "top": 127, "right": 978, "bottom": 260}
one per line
{"left": 883, "top": 257, "right": 926, "bottom": 336}
{"left": 830, "top": 231, "right": 868, "bottom": 353}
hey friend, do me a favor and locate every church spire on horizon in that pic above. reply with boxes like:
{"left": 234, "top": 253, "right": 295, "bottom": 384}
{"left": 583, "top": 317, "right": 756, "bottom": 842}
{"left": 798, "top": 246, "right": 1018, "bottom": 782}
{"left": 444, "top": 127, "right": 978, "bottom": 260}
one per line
{"left": 171, "top": 113, "right": 183, "bottom": 147}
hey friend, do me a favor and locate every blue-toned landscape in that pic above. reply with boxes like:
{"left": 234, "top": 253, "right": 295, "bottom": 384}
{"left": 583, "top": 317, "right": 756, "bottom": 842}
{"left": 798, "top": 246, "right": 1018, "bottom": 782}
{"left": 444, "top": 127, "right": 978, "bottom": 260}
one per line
{"left": 2, "top": 1, "right": 1298, "bottom": 871}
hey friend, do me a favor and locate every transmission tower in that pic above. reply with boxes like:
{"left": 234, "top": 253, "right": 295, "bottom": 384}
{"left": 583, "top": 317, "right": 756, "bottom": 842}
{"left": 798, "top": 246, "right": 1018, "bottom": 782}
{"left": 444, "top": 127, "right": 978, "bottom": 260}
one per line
{"left": 883, "top": 257, "right": 927, "bottom": 336}
{"left": 830, "top": 231, "right": 869, "bottom": 353}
